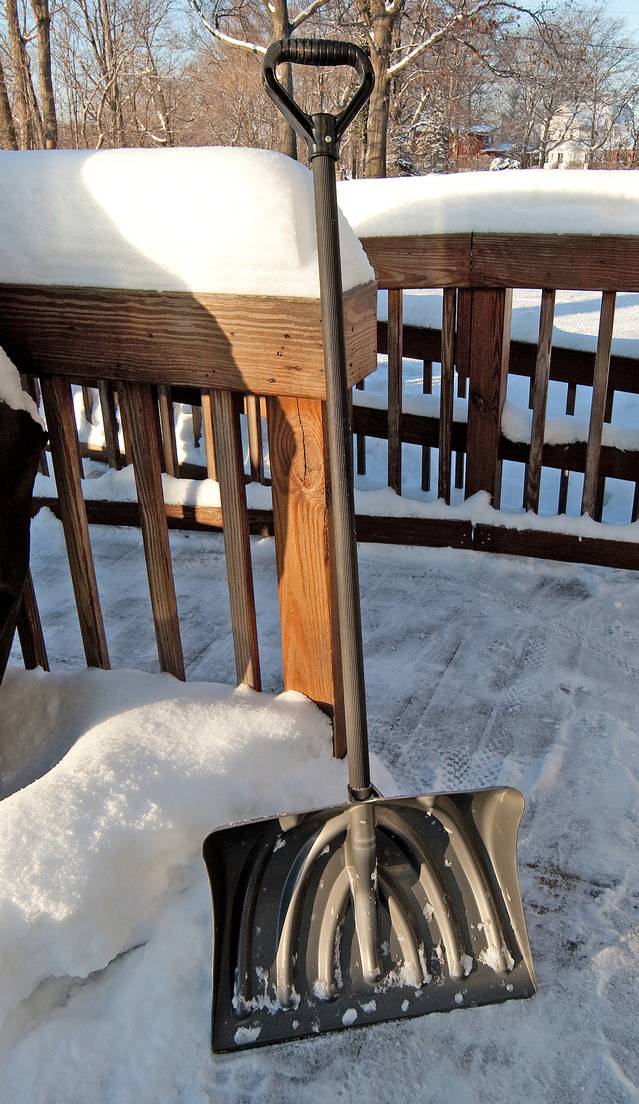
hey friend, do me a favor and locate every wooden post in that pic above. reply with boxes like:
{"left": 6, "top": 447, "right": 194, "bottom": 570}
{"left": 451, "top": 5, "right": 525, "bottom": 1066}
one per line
{"left": 119, "top": 381, "right": 185, "bottom": 680}
{"left": 465, "top": 288, "right": 512, "bottom": 503}
{"left": 81, "top": 384, "right": 94, "bottom": 424}
{"left": 192, "top": 403, "right": 202, "bottom": 448}
{"left": 558, "top": 381, "right": 576, "bottom": 514}
{"left": 17, "top": 569, "right": 49, "bottom": 671}
{"left": 355, "top": 379, "right": 366, "bottom": 476}
{"left": 245, "top": 394, "right": 265, "bottom": 484}
{"left": 387, "top": 289, "right": 403, "bottom": 495}
{"left": 98, "top": 380, "right": 122, "bottom": 470}
{"left": 266, "top": 395, "right": 345, "bottom": 757}
{"left": 212, "top": 390, "right": 261, "bottom": 690}
{"left": 40, "top": 375, "right": 109, "bottom": 669}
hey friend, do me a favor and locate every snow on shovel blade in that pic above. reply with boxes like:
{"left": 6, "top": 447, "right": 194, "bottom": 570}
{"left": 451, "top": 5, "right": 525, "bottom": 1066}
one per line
{"left": 203, "top": 787, "right": 536, "bottom": 1052}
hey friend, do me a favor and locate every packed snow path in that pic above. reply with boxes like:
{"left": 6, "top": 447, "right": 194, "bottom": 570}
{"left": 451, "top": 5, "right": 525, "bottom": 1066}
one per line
{"left": 2, "top": 510, "right": 639, "bottom": 1102}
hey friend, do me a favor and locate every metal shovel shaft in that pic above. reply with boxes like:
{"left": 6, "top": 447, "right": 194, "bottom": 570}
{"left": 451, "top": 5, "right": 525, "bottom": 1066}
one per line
{"left": 311, "top": 152, "right": 371, "bottom": 799}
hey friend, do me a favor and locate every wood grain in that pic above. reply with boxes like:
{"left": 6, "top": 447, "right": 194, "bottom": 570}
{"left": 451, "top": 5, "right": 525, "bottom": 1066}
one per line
{"left": 387, "top": 289, "right": 403, "bottom": 494}
{"left": 245, "top": 394, "right": 265, "bottom": 484}
{"left": 97, "top": 380, "right": 122, "bottom": 469}
{"left": 0, "top": 282, "right": 377, "bottom": 399}
{"left": 266, "top": 395, "right": 345, "bottom": 756}
{"left": 200, "top": 390, "right": 218, "bottom": 481}
{"left": 581, "top": 291, "right": 616, "bottom": 516}
{"left": 361, "top": 234, "right": 472, "bottom": 288}
{"left": 40, "top": 375, "right": 109, "bottom": 669}
{"left": 119, "top": 381, "right": 185, "bottom": 679}
{"left": 158, "top": 385, "right": 179, "bottom": 477}
{"left": 525, "top": 290, "right": 555, "bottom": 512}
{"left": 212, "top": 390, "right": 261, "bottom": 690}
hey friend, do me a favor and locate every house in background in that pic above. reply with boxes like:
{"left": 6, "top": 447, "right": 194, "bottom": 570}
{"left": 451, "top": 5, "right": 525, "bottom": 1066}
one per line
{"left": 544, "top": 105, "right": 634, "bottom": 168}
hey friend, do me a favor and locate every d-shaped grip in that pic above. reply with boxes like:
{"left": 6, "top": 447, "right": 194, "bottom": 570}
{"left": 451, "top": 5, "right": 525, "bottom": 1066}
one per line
{"left": 263, "top": 38, "right": 374, "bottom": 157}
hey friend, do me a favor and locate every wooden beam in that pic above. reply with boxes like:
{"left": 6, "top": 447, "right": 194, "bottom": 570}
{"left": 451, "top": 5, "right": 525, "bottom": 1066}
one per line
{"left": 266, "top": 396, "right": 345, "bottom": 757}
{"left": 0, "top": 282, "right": 377, "bottom": 400}
{"left": 360, "top": 234, "right": 472, "bottom": 288}
{"left": 119, "top": 381, "right": 185, "bottom": 679}
{"left": 16, "top": 569, "right": 49, "bottom": 671}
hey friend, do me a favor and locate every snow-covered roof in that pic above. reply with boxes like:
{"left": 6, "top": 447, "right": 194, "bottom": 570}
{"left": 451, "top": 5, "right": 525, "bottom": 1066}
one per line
{"left": 337, "top": 169, "right": 639, "bottom": 238}
{"left": 0, "top": 148, "right": 373, "bottom": 297}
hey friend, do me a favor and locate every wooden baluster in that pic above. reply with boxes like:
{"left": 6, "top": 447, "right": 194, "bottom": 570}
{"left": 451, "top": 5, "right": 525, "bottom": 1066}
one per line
{"left": 157, "top": 384, "right": 179, "bottom": 477}
{"left": 438, "top": 290, "right": 456, "bottom": 504}
{"left": 20, "top": 373, "right": 49, "bottom": 475}
{"left": 558, "top": 382, "right": 576, "bottom": 514}
{"left": 119, "top": 381, "right": 185, "bottom": 679}
{"left": 81, "top": 385, "right": 94, "bottom": 424}
{"left": 246, "top": 394, "right": 265, "bottom": 484}
{"left": 593, "top": 387, "right": 614, "bottom": 522}
{"left": 465, "top": 288, "right": 513, "bottom": 506}
{"left": 98, "top": 380, "right": 122, "bottom": 470}
{"left": 581, "top": 292, "right": 616, "bottom": 517}
{"left": 387, "top": 288, "right": 403, "bottom": 494}
{"left": 267, "top": 395, "right": 345, "bottom": 757}
{"left": 525, "top": 290, "right": 555, "bottom": 512}
{"left": 421, "top": 360, "right": 432, "bottom": 492}
{"left": 16, "top": 569, "right": 49, "bottom": 671}
{"left": 632, "top": 481, "right": 639, "bottom": 523}
{"left": 201, "top": 390, "right": 218, "bottom": 482}
{"left": 355, "top": 379, "right": 366, "bottom": 476}
{"left": 192, "top": 403, "right": 202, "bottom": 448}
{"left": 455, "top": 288, "right": 472, "bottom": 492}
{"left": 40, "top": 375, "right": 109, "bottom": 669}
{"left": 212, "top": 390, "right": 261, "bottom": 690}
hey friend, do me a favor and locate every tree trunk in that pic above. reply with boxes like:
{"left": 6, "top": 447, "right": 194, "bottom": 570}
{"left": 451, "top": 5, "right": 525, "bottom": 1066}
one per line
{"left": 363, "top": 10, "right": 393, "bottom": 178}
{"left": 5, "top": 0, "right": 33, "bottom": 147}
{"left": 0, "top": 54, "right": 18, "bottom": 148}
{"left": 271, "top": 0, "right": 297, "bottom": 160}
{"left": 30, "top": 0, "right": 58, "bottom": 148}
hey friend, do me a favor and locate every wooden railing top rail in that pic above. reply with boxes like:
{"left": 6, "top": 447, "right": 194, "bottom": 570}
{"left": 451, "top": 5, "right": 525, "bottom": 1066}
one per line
{"left": 0, "top": 283, "right": 377, "bottom": 399}
{"left": 361, "top": 233, "right": 639, "bottom": 291}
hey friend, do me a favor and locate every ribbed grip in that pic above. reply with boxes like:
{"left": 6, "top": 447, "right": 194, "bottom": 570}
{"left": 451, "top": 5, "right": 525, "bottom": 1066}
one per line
{"left": 281, "top": 39, "right": 360, "bottom": 68}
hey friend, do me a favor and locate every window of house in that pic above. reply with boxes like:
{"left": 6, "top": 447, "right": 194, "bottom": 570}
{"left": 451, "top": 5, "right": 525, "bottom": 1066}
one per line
{"left": 557, "top": 152, "right": 564, "bottom": 164}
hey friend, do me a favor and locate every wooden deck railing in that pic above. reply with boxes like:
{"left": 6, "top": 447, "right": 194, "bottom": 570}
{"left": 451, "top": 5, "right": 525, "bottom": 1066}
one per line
{"left": 6, "top": 229, "right": 639, "bottom": 756}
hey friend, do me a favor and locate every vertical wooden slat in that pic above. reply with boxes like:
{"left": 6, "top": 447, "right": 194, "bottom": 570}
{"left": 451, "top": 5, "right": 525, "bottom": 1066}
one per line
{"left": 593, "top": 387, "right": 614, "bottom": 522}
{"left": 632, "top": 481, "right": 639, "bottom": 523}
{"left": 21, "top": 373, "right": 49, "bottom": 475}
{"left": 438, "top": 289, "right": 456, "bottom": 503}
{"left": 158, "top": 384, "right": 179, "bottom": 478}
{"left": 119, "top": 381, "right": 185, "bottom": 679}
{"left": 201, "top": 389, "right": 218, "bottom": 482}
{"left": 581, "top": 291, "right": 616, "bottom": 517}
{"left": 40, "top": 375, "right": 109, "bottom": 669}
{"left": 524, "top": 289, "right": 555, "bottom": 512}
{"left": 192, "top": 403, "right": 202, "bottom": 448}
{"left": 465, "top": 288, "right": 512, "bottom": 503}
{"left": 455, "top": 289, "right": 472, "bottom": 492}
{"left": 355, "top": 379, "right": 366, "bottom": 476}
{"left": 81, "top": 385, "right": 94, "bottom": 424}
{"left": 266, "top": 395, "right": 345, "bottom": 758}
{"left": 97, "top": 380, "right": 122, "bottom": 470}
{"left": 212, "top": 389, "right": 261, "bottom": 690}
{"left": 16, "top": 569, "right": 49, "bottom": 671}
{"left": 246, "top": 394, "right": 265, "bottom": 484}
{"left": 454, "top": 373, "right": 467, "bottom": 491}
{"left": 387, "top": 288, "right": 403, "bottom": 494}
{"left": 421, "top": 360, "right": 432, "bottom": 491}
{"left": 558, "top": 381, "right": 577, "bottom": 514}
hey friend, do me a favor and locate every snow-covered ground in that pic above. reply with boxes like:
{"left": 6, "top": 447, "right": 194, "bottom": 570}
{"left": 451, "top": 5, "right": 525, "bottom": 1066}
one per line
{"left": 2, "top": 507, "right": 639, "bottom": 1102}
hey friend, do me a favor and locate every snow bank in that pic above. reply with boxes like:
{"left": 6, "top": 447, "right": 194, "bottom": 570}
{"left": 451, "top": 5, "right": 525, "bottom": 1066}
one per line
{"left": 338, "top": 169, "right": 639, "bottom": 238}
{"left": 0, "top": 148, "right": 373, "bottom": 296}
{"left": 0, "top": 345, "right": 43, "bottom": 425}
{"left": 0, "top": 668, "right": 395, "bottom": 1051}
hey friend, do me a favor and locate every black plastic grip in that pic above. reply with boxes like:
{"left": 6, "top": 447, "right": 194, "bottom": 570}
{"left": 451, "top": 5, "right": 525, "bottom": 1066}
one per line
{"left": 263, "top": 38, "right": 374, "bottom": 158}
{"left": 279, "top": 39, "right": 361, "bottom": 69}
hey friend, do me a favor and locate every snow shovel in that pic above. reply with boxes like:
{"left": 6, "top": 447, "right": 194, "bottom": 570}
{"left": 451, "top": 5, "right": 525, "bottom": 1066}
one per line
{"left": 203, "top": 38, "right": 536, "bottom": 1053}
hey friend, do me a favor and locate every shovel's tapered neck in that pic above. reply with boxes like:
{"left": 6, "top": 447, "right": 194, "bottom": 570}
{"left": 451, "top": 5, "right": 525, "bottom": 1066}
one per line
{"left": 310, "top": 146, "right": 371, "bottom": 801}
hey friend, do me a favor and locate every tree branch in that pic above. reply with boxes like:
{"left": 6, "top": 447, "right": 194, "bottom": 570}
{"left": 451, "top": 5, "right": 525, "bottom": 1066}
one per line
{"left": 187, "top": 0, "right": 266, "bottom": 56}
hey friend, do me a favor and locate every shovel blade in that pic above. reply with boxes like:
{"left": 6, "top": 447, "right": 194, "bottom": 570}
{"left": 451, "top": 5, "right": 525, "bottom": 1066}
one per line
{"left": 203, "top": 787, "right": 536, "bottom": 1053}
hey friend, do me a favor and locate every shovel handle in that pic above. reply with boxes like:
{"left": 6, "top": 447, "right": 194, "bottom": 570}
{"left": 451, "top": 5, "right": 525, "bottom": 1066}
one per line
{"left": 263, "top": 39, "right": 374, "bottom": 157}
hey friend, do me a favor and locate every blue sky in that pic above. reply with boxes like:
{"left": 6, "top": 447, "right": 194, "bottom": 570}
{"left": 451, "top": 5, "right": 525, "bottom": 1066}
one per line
{"left": 603, "top": 0, "right": 639, "bottom": 39}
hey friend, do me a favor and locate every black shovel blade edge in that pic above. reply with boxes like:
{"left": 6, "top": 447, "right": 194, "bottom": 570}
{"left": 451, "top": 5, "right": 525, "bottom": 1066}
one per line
{"left": 203, "top": 787, "right": 536, "bottom": 1053}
